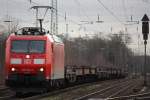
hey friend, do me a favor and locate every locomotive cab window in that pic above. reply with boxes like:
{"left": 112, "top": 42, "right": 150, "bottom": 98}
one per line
{"left": 30, "top": 41, "right": 45, "bottom": 53}
{"left": 11, "top": 40, "right": 45, "bottom": 53}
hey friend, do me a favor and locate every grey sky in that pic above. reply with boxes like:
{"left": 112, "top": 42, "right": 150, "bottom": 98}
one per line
{"left": 0, "top": 0, "right": 150, "bottom": 54}
{"left": 0, "top": 0, "right": 149, "bottom": 30}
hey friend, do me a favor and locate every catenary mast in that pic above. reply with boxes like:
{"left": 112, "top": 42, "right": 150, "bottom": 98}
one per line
{"left": 51, "top": 0, "right": 58, "bottom": 35}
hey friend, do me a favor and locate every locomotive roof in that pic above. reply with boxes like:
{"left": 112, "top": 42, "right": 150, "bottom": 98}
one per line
{"left": 15, "top": 27, "right": 46, "bottom": 35}
{"left": 9, "top": 27, "right": 63, "bottom": 43}
{"left": 8, "top": 33, "right": 63, "bottom": 44}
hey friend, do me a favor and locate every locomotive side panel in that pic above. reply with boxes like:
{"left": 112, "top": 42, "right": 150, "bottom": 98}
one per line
{"left": 51, "top": 43, "right": 64, "bottom": 80}
{"left": 45, "top": 37, "right": 53, "bottom": 80}
{"left": 5, "top": 37, "right": 11, "bottom": 79}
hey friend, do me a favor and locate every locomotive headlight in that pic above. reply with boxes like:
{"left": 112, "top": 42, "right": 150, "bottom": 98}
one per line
{"left": 11, "top": 68, "right": 15, "bottom": 72}
{"left": 34, "top": 59, "right": 45, "bottom": 64}
{"left": 39, "top": 68, "right": 44, "bottom": 72}
{"left": 11, "top": 58, "right": 22, "bottom": 64}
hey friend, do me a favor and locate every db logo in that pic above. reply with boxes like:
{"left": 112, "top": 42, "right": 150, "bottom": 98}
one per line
{"left": 24, "top": 59, "right": 32, "bottom": 64}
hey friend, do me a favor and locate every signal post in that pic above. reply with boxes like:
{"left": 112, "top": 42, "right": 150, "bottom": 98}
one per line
{"left": 141, "top": 14, "right": 149, "bottom": 86}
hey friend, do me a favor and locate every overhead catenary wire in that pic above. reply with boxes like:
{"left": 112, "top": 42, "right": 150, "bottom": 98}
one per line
{"left": 28, "top": 0, "right": 120, "bottom": 33}
{"left": 96, "top": 0, "right": 124, "bottom": 25}
{"left": 28, "top": 0, "right": 80, "bottom": 27}
{"left": 59, "top": 0, "right": 92, "bottom": 25}
{"left": 43, "top": 8, "right": 49, "bottom": 20}
{"left": 28, "top": 0, "right": 135, "bottom": 33}
{"left": 72, "top": 0, "right": 104, "bottom": 32}
{"left": 58, "top": 12, "right": 79, "bottom": 25}
{"left": 73, "top": 0, "right": 92, "bottom": 21}
{"left": 27, "top": 0, "right": 39, "bottom": 5}
{"left": 122, "top": 0, "right": 128, "bottom": 21}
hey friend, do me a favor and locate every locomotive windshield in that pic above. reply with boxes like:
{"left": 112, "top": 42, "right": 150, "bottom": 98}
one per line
{"left": 11, "top": 40, "right": 45, "bottom": 53}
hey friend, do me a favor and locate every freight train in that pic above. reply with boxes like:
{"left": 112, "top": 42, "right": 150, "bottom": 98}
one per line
{"left": 5, "top": 27, "right": 127, "bottom": 92}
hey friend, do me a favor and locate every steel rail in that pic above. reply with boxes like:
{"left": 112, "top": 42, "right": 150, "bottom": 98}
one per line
{"left": 22, "top": 80, "right": 113, "bottom": 100}
{"left": 108, "top": 91, "right": 150, "bottom": 100}
{"left": 74, "top": 79, "right": 137, "bottom": 100}
{"left": 21, "top": 79, "right": 127, "bottom": 100}
{"left": 0, "top": 94, "right": 15, "bottom": 100}
{"left": 107, "top": 79, "right": 141, "bottom": 98}
{"left": 0, "top": 88, "right": 15, "bottom": 100}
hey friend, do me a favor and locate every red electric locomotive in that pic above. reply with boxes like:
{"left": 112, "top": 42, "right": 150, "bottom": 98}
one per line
{"left": 5, "top": 27, "right": 65, "bottom": 88}
{"left": 4, "top": 27, "right": 127, "bottom": 93}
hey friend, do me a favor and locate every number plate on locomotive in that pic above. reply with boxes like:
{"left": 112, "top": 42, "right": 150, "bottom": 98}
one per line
{"left": 24, "top": 59, "right": 32, "bottom": 64}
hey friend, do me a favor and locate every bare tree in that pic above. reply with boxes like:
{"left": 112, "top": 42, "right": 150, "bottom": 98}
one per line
{"left": 63, "top": 32, "right": 133, "bottom": 69}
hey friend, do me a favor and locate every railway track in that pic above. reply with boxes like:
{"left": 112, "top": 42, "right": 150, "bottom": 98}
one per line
{"left": 0, "top": 86, "right": 15, "bottom": 100}
{"left": 13, "top": 78, "right": 134, "bottom": 100}
{"left": 14, "top": 79, "right": 121, "bottom": 100}
{"left": 74, "top": 78, "right": 142, "bottom": 100}
{"left": 108, "top": 92, "right": 150, "bottom": 100}
{"left": 107, "top": 79, "right": 142, "bottom": 98}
